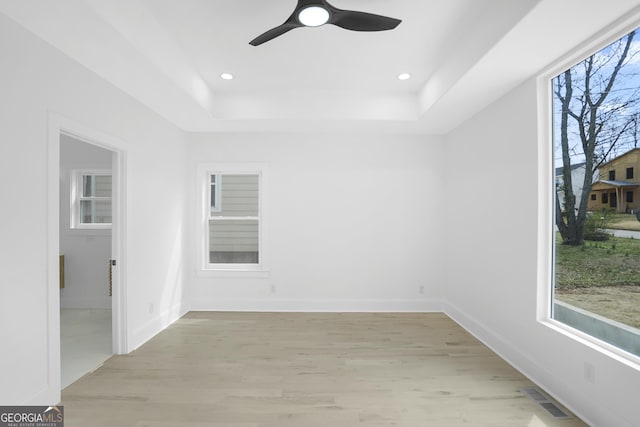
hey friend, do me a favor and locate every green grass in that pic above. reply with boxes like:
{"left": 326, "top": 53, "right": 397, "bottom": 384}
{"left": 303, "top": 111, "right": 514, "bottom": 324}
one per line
{"left": 555, "top": 233, "right": 640, "bottom": 289}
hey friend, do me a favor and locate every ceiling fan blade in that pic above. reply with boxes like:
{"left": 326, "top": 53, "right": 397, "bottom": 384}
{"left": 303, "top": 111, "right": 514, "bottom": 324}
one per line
{"left": 249, "top": 1, "right": 400, "bottom": 45}
{"left": 250, "top": 22, "right": 301, "bottom": 46}
{"left": 330, "top": 10, "right": 401, "bottom": 32}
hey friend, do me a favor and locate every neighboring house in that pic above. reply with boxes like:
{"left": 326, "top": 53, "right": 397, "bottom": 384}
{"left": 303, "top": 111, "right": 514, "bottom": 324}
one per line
{"left": 209, "top": 174, "right": 260, "bottom": 264}
{"left": 589, "top": 148, "right": 640, "bottom": 213}
{"left": 555, "top": 162, "right": 591, "bottom": 212}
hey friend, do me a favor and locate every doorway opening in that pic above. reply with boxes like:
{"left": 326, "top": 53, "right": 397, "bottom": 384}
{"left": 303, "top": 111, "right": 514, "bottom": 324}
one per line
{"left": 47, "top": 117, "right": 127, "bottom": 396}
{"left": 59, "top": 134, "right": 114, "bottom": 388}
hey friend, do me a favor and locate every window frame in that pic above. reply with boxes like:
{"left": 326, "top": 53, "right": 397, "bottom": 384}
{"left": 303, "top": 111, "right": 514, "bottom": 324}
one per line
{"left": 537, "top": 15, "right": 640, "bottom": 368}
{"left": 199, "top": 163, "right": 267, "bottom": 273}
{"left": 70, "top": 169, "right": 112, "bottom": 230}
{"left": 627, "top": 167, "right": 634, "bottom": 179}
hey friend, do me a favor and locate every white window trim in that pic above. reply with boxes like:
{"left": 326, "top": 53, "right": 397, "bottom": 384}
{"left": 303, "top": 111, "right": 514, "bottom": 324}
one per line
{"left": 70, "top": 169, "right": 112, "bottom": 230}
{"left": 210, "top": 174, "right": 222, "bottom": 213}
{"left": 537, "top": 13, "right": 640, "bottom": 368}
{"left": 198, "top": 163, "right": 268, "bottom": 273}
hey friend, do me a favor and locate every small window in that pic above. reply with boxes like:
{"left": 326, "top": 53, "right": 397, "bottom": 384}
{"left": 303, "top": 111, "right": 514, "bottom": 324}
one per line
{"left": 627, "top": 167, "right": 634, "bottom": 179}
{"left": 204, "top": 171, "right": 261, "bottom": 268}
{"left": 602, "top": 193, "right": 609, "bottom": 204}
{"left": 591, "top": 194, "right": 597, "bottom": 201}
{"left": 627, "top": 191, "right": 634, "bottom": 203}
{"left": 71, "top": 170, "right": 111, "bottom": 229}
{"left": 609, "top": 170, "right": 616, "bottom": 180}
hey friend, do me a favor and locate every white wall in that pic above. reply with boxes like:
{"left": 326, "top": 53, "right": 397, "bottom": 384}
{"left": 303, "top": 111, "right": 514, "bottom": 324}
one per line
{"left": 187, "top": 133, "right": 445, "bottom": 312}
{"left": 444, "top": 79, "right": 640, "bottom": 427}
{"left": 0, "top": 13, "right": 187, "bottom": 405}
{"left": 59, "top": 135, "right": 112, "bottom": 309}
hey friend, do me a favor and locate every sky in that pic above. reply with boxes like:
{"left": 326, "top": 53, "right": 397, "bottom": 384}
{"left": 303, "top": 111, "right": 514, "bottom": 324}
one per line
{"left": 553, "top": 31, "right": 640, "bottom": 169}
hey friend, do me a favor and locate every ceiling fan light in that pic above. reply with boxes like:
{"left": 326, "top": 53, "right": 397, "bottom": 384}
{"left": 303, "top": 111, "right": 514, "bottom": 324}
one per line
{"left": 298, "top": 6, "right": 330, "bottom": 27}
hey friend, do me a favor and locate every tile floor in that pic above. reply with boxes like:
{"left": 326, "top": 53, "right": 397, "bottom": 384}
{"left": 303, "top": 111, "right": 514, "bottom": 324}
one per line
{"left": 60, "top": 308, "right": 112, "bottom": 389}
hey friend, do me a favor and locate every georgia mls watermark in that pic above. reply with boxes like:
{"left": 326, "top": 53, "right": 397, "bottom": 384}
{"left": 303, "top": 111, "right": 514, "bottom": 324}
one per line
{"left": 0, "top": 406, "right": 63, "bottom": 427}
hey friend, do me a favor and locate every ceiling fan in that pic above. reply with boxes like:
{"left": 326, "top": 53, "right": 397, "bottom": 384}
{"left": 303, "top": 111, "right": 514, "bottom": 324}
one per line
{"left": 249, "top": 0, "right": 401, "bottom": 46}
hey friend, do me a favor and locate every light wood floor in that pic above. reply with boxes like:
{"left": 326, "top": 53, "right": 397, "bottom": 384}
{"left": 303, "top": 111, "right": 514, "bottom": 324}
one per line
{"left": 62, "top": 312, "right": 587, "bottom": 427}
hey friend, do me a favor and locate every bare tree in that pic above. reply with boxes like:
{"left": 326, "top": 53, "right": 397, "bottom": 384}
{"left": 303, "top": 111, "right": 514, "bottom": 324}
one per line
{"left": 555, "top": 30, "right": 637, "bottom": 245}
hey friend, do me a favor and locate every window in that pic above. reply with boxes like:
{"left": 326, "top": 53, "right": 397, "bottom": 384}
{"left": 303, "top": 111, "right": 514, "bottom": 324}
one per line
{"left": 552, "top": 26, "right": 640, "bottom": 360}
{"left": 590, "top": 194, "right": 597, "bottom": 201}
{"left": 71, "top": 170, "right": 111, "bottom": 229}
{"left": 203, "top": 170, "right": 261, "bottom": 269}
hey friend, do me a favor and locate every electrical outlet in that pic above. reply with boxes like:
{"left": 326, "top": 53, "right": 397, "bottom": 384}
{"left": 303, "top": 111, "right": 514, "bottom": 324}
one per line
{"left": 149, "top": 303, "right": 154, "bottom": 314}
{"left": 419, "top": 285, "right": 425, "bottom": 295}
{"left": 270, "top": 285, "right": 276, "bottom": 294}
{"left": 584, "top": 362, "right": 595, "bottom": 383}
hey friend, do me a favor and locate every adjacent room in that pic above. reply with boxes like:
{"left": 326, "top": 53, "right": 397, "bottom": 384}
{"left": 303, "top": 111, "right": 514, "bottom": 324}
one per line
{"left": 0, "top": 1, "right": 639, "bottom": 426}
{"left": 59, "top": 134, "right": 114, "bottom": 388}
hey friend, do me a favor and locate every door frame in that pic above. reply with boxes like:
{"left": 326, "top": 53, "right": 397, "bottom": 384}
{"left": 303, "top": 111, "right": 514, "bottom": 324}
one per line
{"left": 47, "top": 113, "right": 128, "bottom": 396}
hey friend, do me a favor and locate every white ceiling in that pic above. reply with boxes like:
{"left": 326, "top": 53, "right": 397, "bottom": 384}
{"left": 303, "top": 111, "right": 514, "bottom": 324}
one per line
{"left": 1, "top": 0, "right": 639, "bottom": 134}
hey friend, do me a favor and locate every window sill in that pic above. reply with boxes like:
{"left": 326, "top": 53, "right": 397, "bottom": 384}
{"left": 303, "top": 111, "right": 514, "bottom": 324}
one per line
{"left": 65, "top": 227, "right": 111, "bottom": 237}
{"left": 539, "top": 317, "right": 640, "bottom": 371}
{"left": 197, "top": 268, "right": 271, "bottom": 279}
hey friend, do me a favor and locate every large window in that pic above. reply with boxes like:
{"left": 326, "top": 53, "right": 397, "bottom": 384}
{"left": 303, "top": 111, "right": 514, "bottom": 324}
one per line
{"left": 71, "top": 170, "right": 111, "bottom": 229}
{"left": 552, "top": 26, "right": 640, "bottom": 359}
{"left": 203, "top": 171, "right": 261, "bottom": 269}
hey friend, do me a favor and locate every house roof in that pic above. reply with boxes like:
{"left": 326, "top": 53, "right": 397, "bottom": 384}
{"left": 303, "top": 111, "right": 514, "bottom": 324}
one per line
{"left": 594, "top": 180, "right": 640, "bottom": 188}
{"left": 597, "top": 148, "right": 640, "bottom": 169}
{"left": 555, "top": 162, "right": 586, "bottom": 177}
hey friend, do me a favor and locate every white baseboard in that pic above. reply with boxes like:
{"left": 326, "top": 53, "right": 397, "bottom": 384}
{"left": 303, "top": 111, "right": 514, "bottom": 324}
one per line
{"left": 22, "top": 383, "right": 56, "bottom": 406}
{"left": 129, "top": 303, "right": 187, "bottom": 352}
{"left": 190, "top": 298, "right": 443, "bottom": 312}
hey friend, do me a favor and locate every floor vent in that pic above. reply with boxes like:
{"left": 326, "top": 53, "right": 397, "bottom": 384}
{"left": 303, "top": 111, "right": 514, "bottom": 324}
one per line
{"left": 521, "top": 387, "right": 572, "bottom": 420}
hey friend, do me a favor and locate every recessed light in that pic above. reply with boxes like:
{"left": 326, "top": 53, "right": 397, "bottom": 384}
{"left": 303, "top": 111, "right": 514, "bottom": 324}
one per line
{"left": 397, "top": 73, "right": 411, "bottom": 80}
{"left": 220, "top": 73, "right": 234, "bottom": 80}
{"left": 298, "top": 6, "right": 330, "bottom": 27}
